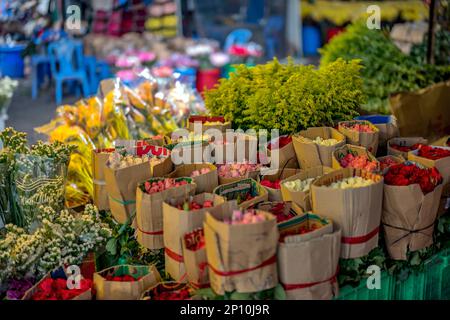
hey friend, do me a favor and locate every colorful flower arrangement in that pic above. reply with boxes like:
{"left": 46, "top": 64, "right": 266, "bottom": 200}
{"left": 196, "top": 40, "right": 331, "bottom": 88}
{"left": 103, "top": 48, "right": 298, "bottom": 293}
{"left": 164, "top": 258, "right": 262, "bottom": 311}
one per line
{"left": 31, "top": 277, "right": 92, "bottom": 300}
{"left": 339, "top": 154, "right": 378, "bottom": 172}
{"left": 224, "top": 209, "right": 267, "bottom": 225}
{"left": 389, "top": 143, "right": 422, "bottom": 153}
{"left": 283, "top": 178, "right": 315, "bottom": 192}
{"left": 143, "top": 178, "right": 191, "bottom": 194}
{"left": 328, "top": 176, "right": 375, "bottom": 189}
{"left": 218, "top": 162, "right": 261, "bottom": 178}
{"left": 417, "top": 145, "right": 450, "bottom": 160}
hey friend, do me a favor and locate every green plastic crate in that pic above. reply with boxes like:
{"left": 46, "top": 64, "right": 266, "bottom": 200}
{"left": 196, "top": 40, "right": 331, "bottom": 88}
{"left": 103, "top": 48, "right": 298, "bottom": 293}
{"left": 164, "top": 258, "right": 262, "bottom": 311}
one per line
{"left": 395, "top": 248, "right": 450, "bottom": 300}
{"left": 337, "top": 249, "right": 450, "bottom": 300}
{"left": 337, "top": 271, "right": 394, "bottom": 300}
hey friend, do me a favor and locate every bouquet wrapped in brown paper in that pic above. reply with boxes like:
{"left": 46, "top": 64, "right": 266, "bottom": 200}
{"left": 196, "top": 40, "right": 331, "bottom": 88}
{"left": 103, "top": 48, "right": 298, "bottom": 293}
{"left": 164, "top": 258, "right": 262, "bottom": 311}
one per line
{"left": 382, "top": 162, "right": 444, "bottom": 260}
{"left": 408, "top": 146, "right": 450, "bottom": 188}
{"left": 355, "top": 115, "right": 399, "bottom": 151}
{"left": 92, "top": 148, "right": 115, "bottom": 211}
{"left": 332, "top": 144, "right": 380, "bottom": 173}
{"left": 311, "top": 168, "right": 384, "bottom": 258}
{"left": 387, "top": 137, "right": 428, "bottom": 159}
{"left": 168, "top": 163, "right": 218, "bottom": 193}
{"left": 277, "top": 208, "right": 341, "bottom": 300}
{"left": 136, "top": 177, "right": 196, "bottom": 249}
{"left": 338, "top": 120, "right": 379, "bottom": 155}
{"left": 255, "top": 201, "right": 299, "bottom": 225}
{"left": 182, "top": 228, "right": 209, "bottom": 288}
{"left": 280, "top": 166, "right": 334, "bottom": 211}
{"left": 389, "top": 81, "right": 450, "bottom": 141}
{"left": 292, "top": 127, "right": 345, "bottom": 169}
{"left": 203, "top": 201, "right": 279, "bottom": 294}
{"left": 260, "top": 168, "right": 302, "bottom": 201}
{"left": 267, "top": 136, "right": 299, "bottom": 169}
{"left": 234, "top": 132, "right": 259, "bottom": 164}
{"left": 104, "top": 145, "right": 173, "bottom": 224}
{"left": 377, "top": 155, "right": 405, "bottom": 174}
{"left": 213, "top": 178, "right": 268, "bottom": 209}
{"left": 169, "top": 141, "right": 213, "bottom": 166}
{"left": 217, "top": 162, "right": 261, "bottom": 185}
{"left": 188, "top": 115, "right": 232, "bottom": 133}
{"left": 163, "top": 193, "right": 225, "bottom": 281}
{"left": 93, "top": 265, "right": 161, "bottom": 300}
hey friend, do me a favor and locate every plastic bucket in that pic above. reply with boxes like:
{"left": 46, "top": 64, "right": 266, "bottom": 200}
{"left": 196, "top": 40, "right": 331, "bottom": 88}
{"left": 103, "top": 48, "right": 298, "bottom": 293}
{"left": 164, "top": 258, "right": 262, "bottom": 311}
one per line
{"left": 196, "top": 68, "right": 221, "bottom": 94}
{"left": 174, "top": 67, "right": 196, "bottom": 88}
{"left": 302, "top": 25, "right": 321, "bottom": 56}
{"left": 0, "top": 45, "right": 25, "bottom": 78}
{"left": 355, "top": 115, "right": 392, "bottom": 124}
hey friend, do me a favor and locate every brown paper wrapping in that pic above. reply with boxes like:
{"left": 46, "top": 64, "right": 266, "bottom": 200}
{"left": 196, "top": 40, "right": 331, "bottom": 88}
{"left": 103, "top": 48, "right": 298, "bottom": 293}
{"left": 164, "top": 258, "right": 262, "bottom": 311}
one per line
{"left": 382, "top": 183, "right": 443, "bottom": 260}
{"left": 94, "top": 265, "right": 161, "bottom": 300}
{"left": 104, "top": 155, "right": 173, "bottom": 224}
{"left": 371, "top": 116, "right": 400, "bottom": 149}
{"left": 389, "top": 81, "right": 450, "bottom": 141}
{"left": 168, "top": 163, "right": 218, "bottom": 193}
{"left": 387, "top": 137, "right": 428, "bottom": 159}
{"left": 311, "top": 168, "right": 384, "bottom": 258}
{"left": 136, "top": 178, "right": 196, "bottom": 249}
{"left": 278, "top": 217, "right": 341, "bottom": 300}
{"left": 292, "top": 127, "right": 345, "bottom": 169}
{"left": 170, "top": 143, "right": 213, "bottom": 166}
{"left": 338, "top": 121, "right": 379, "bottom": 155}
{"left": 218, "top": 169, "right": 260, "bottom": 186}
{"left": 431, "top": 135, "right": 450, "bottom": 147}
{"left": 213, "top": 178, "right": 269, "bottom": 210}
{"left": 92, "top": 149, "right": 115, "bottom": 211}
{"left": 260, "top": 168, "right": 302, "bottom": 201}
{"left": 332, "top": 144, "right": 380, "bottom": 172}
{"left": 163, "top": 193, "right": 225, "bottom": 281}
{"left": 280, "top": 166, "right": 335, "bottom": 211}
{"left": 204, "top": 201, "right": 279, "bottom": 294}
{"left": 183, "top": 234, "right": 209, "bottom": 288}
{"left": 267, "top": 138, "right": 299, "bottom": 169}
{"left": 22, "top": 272, "right": 92, "bottom": 300}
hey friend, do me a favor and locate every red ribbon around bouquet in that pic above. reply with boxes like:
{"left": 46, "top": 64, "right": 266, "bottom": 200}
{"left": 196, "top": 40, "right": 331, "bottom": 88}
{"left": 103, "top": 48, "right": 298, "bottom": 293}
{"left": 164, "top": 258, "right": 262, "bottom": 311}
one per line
{"left": 341, "top": 226, "right": 380, "bottom": 245}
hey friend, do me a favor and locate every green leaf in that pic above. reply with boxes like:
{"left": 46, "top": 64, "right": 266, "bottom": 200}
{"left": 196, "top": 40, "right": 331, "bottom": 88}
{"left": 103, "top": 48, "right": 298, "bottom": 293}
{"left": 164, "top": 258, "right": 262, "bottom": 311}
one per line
{"left": 229, "top": 291, "right": 252, "bottom": 300}
{"left": 274, "top": 284, "right": 286, "bottom": 300}
{"left": 105, "top": 238, "right": 117, "bottom": 256}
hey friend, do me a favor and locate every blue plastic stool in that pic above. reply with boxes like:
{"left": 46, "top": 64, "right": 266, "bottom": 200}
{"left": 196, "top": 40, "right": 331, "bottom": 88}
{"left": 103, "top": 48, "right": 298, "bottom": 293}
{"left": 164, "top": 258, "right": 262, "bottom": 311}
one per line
{"left": 31, "top": 54, "right": 52, "bottom": 99}
{"left": 302, "top": 25, "right": 321, "bottom": 56}
{"left": 0, "top": 45, "right": 26, "bottom": 78}
{"left": 48, "top": 39, "right": 90, "bottom": 105}
{"left": 224, "top": 29, "right": 253, "bottom": 52}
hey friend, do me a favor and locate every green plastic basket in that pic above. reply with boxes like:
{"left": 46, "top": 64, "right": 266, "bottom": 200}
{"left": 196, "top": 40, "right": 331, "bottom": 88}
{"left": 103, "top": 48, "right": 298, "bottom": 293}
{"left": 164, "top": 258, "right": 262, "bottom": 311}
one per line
{"left": 337, "top": 248, "right": 450, "bottom": 300}
{"left": 337, "top": 271, "right": 394, "bottom": 300}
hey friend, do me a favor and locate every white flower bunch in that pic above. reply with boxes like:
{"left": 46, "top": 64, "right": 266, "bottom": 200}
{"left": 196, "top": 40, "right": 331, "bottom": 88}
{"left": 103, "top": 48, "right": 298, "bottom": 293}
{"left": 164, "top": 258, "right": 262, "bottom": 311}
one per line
{"left": 0, "top": 77, "right": 18, "bottom": 112}
{"left": 0, "top": 204, "right": 112, "bottom": 282}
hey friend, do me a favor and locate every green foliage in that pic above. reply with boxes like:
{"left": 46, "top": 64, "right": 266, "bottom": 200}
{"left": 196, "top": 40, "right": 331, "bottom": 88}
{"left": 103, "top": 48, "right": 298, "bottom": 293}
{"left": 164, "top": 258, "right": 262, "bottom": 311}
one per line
{"left": 205, "top": 58, "right": 364, "bottom": 135}
{"left": 320, "top": 22, "right": 450, "bottom": 114}
{"left": 96, "top": 211, "right": 167, "bottom": 278}
{"left": 410, "top": 29, "right": 450, "bottom": 66}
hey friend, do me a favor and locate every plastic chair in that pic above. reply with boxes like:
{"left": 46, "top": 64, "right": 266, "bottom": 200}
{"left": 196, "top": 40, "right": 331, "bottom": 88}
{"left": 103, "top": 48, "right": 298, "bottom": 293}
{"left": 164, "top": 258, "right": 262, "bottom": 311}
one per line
{"left": 48, "top": 39, "right": 90, "bottom": 105}
{"left": 224, "top": 28, "right": 252, "bottom": 52}
{"left": 264, "top": 16, "right": 284, "bottom": 59}
{"left": 30, "top": 54, "right": 51, "bottom": 99}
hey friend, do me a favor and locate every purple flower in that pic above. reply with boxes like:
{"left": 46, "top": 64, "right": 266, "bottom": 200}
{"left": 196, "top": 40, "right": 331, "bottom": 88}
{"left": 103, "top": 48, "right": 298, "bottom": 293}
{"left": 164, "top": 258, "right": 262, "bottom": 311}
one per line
{"left": 6, "top": 278, "right": 35, "bottom": 300}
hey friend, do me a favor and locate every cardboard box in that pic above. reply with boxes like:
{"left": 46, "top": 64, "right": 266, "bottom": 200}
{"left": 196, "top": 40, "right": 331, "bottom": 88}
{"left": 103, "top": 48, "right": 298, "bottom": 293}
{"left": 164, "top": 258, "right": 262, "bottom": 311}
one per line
{"left": 293, "top": 127, "right": 345, "bottom": 169}
{"left": 338, "top": 120, "right": 379, "bottom": 155}
{"left": 280, "top": 166, "right": 335, "bottom": 211}
{"left": 163, "top": 193, "right": 225, "bottom": 281}
{"left": 136, "top": 177, "right": 196, "bottom": 249}
{"left": 311, "top": 168, "right": 384, "bottom": 258}
{"left": 203, "top": 201, "right": 279, "bottom": 294}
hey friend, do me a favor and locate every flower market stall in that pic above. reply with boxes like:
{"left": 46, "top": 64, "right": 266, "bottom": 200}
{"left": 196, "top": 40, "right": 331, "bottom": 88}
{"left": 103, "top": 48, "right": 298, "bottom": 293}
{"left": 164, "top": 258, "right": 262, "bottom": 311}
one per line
{"left": 1, "top": 25, "right": 450, "bottom": 301}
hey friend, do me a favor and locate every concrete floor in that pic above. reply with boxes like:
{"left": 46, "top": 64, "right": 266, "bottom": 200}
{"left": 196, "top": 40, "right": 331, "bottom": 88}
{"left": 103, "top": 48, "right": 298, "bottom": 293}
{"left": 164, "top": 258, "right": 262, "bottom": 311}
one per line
{"left": 5, "top": 79, "right": 78, "bottom": 144}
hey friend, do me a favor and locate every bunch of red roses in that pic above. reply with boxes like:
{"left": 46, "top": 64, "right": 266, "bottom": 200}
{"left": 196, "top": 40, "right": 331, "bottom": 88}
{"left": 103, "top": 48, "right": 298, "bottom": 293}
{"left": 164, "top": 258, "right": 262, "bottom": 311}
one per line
{"left": 389, "top": 143, "right": 422, "bottom": 152}
{"left": 146, "top": 284, "right": 192, "bottom": 300}
{"left": 384, "top": 163, "right": 443, "bottom": 194}
{"left": 31, "top": 278, "right": 91, "bottom": 300}
{"left": 417, "top": 145, "right": 450, "bottom": 160}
